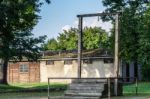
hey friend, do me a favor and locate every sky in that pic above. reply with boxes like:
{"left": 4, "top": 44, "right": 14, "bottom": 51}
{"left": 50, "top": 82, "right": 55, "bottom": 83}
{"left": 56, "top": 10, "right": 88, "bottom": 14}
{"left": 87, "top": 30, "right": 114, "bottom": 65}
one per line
{"left": 32, "top": 0, "right": 112, "bottom": 39}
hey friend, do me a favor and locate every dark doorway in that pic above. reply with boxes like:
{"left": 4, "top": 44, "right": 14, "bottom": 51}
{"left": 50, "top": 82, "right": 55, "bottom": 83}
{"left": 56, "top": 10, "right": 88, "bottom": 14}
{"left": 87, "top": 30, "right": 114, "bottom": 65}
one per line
{"left": 126, "top": 63, "right": 130, "bottom": 82}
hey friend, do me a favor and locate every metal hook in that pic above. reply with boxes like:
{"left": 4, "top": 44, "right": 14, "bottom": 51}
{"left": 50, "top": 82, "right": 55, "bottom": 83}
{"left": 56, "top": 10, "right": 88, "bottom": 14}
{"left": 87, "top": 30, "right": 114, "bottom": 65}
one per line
{"left": 98, "top": 16, "right": 100, "bottom": 21}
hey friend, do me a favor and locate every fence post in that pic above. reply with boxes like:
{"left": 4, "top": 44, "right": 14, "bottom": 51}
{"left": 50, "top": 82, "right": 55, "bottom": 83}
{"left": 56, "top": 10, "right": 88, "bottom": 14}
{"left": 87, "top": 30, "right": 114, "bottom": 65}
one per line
{"left": 48, "top": 78, "right": 50, "bottom": 99}
{"left": 135, "top": 77, "right": 138, "bottom": 95}
{"left": 108, "top": 78, "right": 111, "bottom": 99}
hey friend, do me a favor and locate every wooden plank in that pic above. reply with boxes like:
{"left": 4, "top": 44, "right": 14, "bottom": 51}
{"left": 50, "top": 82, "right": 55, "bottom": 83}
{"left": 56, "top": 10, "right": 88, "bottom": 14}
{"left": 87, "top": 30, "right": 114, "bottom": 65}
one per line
{"left": 77, "top": 12, "right": 120, "bottom": 17}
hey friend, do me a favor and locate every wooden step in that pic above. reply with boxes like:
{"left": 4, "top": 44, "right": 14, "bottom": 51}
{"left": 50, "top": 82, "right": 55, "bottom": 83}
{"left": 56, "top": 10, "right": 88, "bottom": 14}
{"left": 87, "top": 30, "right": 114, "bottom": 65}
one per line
{"left": 69, "top": 83, "right": 104, "bottom": 89}
{"left": 65, "top": 92, "right": 102, "bottom": 97}
{"left": 61, "top": 79, "right": 106, "bottom": 99}
{"left": 50, "top": 96, "right": 100, "bottom": 99}
{"left": 72, "top": 79, "right": 107, "bottom": 83}
{"left": 63, "top": 96, "right": 100, "bottom": 99}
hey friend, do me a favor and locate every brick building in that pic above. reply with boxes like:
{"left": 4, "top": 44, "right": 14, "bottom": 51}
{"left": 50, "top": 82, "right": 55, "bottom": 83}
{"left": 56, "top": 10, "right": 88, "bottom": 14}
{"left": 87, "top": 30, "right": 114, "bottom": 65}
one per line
{"left": 6, "top": 49, "right": 142, "bottom": 83}
{"left": 8, "top": 49, "right": 114, "bottom": 83}
{"left": 8, "top": 61, "right": 40, "bottom": 83}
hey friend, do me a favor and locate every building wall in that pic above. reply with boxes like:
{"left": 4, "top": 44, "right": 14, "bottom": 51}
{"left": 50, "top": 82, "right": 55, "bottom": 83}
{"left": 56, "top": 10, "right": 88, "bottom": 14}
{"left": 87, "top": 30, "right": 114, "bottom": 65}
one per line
{"left": 40, "top": 59, "right": 114, "bottom": 83}
{"left": 8, "top": 62, "right": 40, "bottom": 83}
{"left": 121, "top": 61, "right": 142, "bottom": 82}
{"left": 129, "top": 62, "right": 135, "bottom": 82}
{"left": 82, "top": 59, "right": 114, "bottom": 78}
{"left": 40, "top": 60, "right": 78, "bottom": 83}
{"left": 138, "top": 64, "right": 142, "bottom": 80}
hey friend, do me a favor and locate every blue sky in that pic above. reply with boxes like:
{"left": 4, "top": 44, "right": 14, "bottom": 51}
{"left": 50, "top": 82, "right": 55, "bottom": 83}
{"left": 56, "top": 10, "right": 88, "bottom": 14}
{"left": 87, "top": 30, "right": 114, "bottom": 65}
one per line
{"left": 32, "top": 0, "right": 111, "bottom": 39}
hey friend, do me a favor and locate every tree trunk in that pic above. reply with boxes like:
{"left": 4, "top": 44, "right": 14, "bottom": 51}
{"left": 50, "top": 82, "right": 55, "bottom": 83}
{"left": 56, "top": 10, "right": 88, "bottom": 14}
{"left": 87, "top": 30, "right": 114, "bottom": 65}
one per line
{"left": 2, "top": 60, "right": 8, "bottom": 84}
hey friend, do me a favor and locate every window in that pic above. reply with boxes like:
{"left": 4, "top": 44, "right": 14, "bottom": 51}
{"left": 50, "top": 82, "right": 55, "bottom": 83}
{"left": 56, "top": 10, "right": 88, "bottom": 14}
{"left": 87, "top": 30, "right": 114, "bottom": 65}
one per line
{"left": 64, "top": 60, "right": 72, "bottom": 65}
{"left": 83, "top": 59, "right": 92, "bottom": 64}
{"left": 104, "top": 59, "right": 113, "bottom": 63}
{"left": 19, "top": 64, "right": 29, "bottom": 73}
{"left": 46, "top": 60, "right": 54, "bottom": 65}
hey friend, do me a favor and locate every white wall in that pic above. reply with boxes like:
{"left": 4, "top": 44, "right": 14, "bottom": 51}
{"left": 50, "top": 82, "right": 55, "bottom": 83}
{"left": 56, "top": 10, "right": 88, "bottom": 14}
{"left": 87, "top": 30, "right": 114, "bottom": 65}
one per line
{"left": 40, "top": 59, "right": 114, "bottom": 83}
{"left": 40, "top": 60, "right": 78, "bottom": 83}
{"left": 40, "top": 61, "right": 48, "bottom": 82}
{"left": 82, "top": 60, "right": 114, "bottom": 78}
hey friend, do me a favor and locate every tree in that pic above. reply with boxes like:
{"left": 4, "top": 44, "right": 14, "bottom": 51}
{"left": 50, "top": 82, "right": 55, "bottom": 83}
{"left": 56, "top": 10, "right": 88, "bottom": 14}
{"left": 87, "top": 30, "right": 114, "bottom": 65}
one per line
{"left": 102, "top": 0, "right": 149, "bottom": 79}
{"left": 0, "top": 0, "right": 50, "bottom": 84}
{"left": 138, "top": 4, "right": 150, "bottom": 80}
{"left": 57, "top": 28, "right": 78, "bottom": 50}
{"left": 138, "top": 4, "right": 150, "bottom": 66}
{"left": 44, "top": 27, "right": 109, "bottom": 51}
{"left": 83, "top": 27, "right": 109, "bottom": 50}
{"left": 8, "top": 31, "right": 46, "bottom": 61}
{"left": 43, "top": 38, "right": 59, "bottom": 51}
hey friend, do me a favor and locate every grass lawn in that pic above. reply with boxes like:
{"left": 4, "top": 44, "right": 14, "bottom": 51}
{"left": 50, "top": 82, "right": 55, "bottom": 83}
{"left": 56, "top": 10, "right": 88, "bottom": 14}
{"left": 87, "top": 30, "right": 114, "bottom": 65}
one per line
{"left": 0, "top": 92, "right": 64, "bottom": 98}
{"left": 1, "top": 82, "right": 150, "bottom": 95}
{"left": 0, "top": 83, "right": 67, "bottom": 93}
{"left": 123, "top": 82, "right": 150, "bottom": 95}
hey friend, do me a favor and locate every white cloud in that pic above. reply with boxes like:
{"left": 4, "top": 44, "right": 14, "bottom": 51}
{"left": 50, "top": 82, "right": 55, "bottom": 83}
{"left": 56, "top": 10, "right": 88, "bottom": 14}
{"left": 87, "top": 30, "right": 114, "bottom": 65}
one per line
{"left": 61, "top": 25, "right": 71, "bottom": 32}
{"left": 83, "top": 18, "right": 112, "bottom": 32}
{"left": 61, "top": 18, "right": 112, "bottom": 33}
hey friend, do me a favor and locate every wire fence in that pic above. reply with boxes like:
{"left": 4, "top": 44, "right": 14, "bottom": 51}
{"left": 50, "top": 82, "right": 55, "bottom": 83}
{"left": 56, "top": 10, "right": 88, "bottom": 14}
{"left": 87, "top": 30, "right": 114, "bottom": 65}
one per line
{"left": 47, "top": 77, "right": 148, "bottom": 99}
{"left": 0, "top": 77, "right": 149, "bottom": 99}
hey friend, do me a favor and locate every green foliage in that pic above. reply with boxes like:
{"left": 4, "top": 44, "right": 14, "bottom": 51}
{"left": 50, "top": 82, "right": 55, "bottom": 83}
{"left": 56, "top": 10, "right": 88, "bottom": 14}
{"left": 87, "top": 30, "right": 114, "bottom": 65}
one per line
{"left": 57, "top": 28, "right": 78, "bottom": 50}
{"left": 9, "top": 31, "right": 46, "bottom": 61}
{"left": 102, "top": 0, "right": 150, "bottom": 79}
{"left": 83, "top": 27, "right": 109, "bottom": 50}
{"left": 0, "top": 0, "right": 50, "bottom": 83}
{"left": 44, "top": 27, "right": 109, "bottom": 51}
{"left": 102, "top": 0, "right": 147, "bottom": 61}
{"left": 43, "top": 38, "right": 59, "bottom": 51}
{"left": 138, "top": 6, "right": 150, "bottom": 80}
{"left": 138, "top": 4, "right": 150, "bottom": 66}
{"left": 0, "top": 0, "right": 50, "bottom": 61}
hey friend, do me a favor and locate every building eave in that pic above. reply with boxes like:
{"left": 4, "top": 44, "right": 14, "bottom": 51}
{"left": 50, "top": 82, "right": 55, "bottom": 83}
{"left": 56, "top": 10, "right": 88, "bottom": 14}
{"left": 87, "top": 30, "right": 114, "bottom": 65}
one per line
{"left": 39, "top": 56, "right": 113, "bottom": 61}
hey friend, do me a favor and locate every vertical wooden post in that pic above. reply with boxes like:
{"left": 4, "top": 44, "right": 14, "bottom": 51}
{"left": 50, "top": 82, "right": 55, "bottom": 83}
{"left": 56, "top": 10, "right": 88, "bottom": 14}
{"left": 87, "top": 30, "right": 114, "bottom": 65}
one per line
{"left": 78, "top": 17, "right": 83, "bottom": 78}
{"left": 114, "top": 14, "right": 119, "bottom": 96}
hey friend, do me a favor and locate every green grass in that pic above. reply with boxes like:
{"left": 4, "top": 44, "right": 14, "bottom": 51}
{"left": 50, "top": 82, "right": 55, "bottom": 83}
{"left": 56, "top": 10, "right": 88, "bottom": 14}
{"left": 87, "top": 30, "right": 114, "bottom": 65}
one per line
{"left": 1, "top": 82, "right": 150, "bottom": 95}
{"left": 0, "top": 83, "right": 67, "bottom": 93}
{"left": 123, "top": 82, "right": 150, "bottom": 95}
{"left": 0, "top": 91, "right": 64, "bottom": 98}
